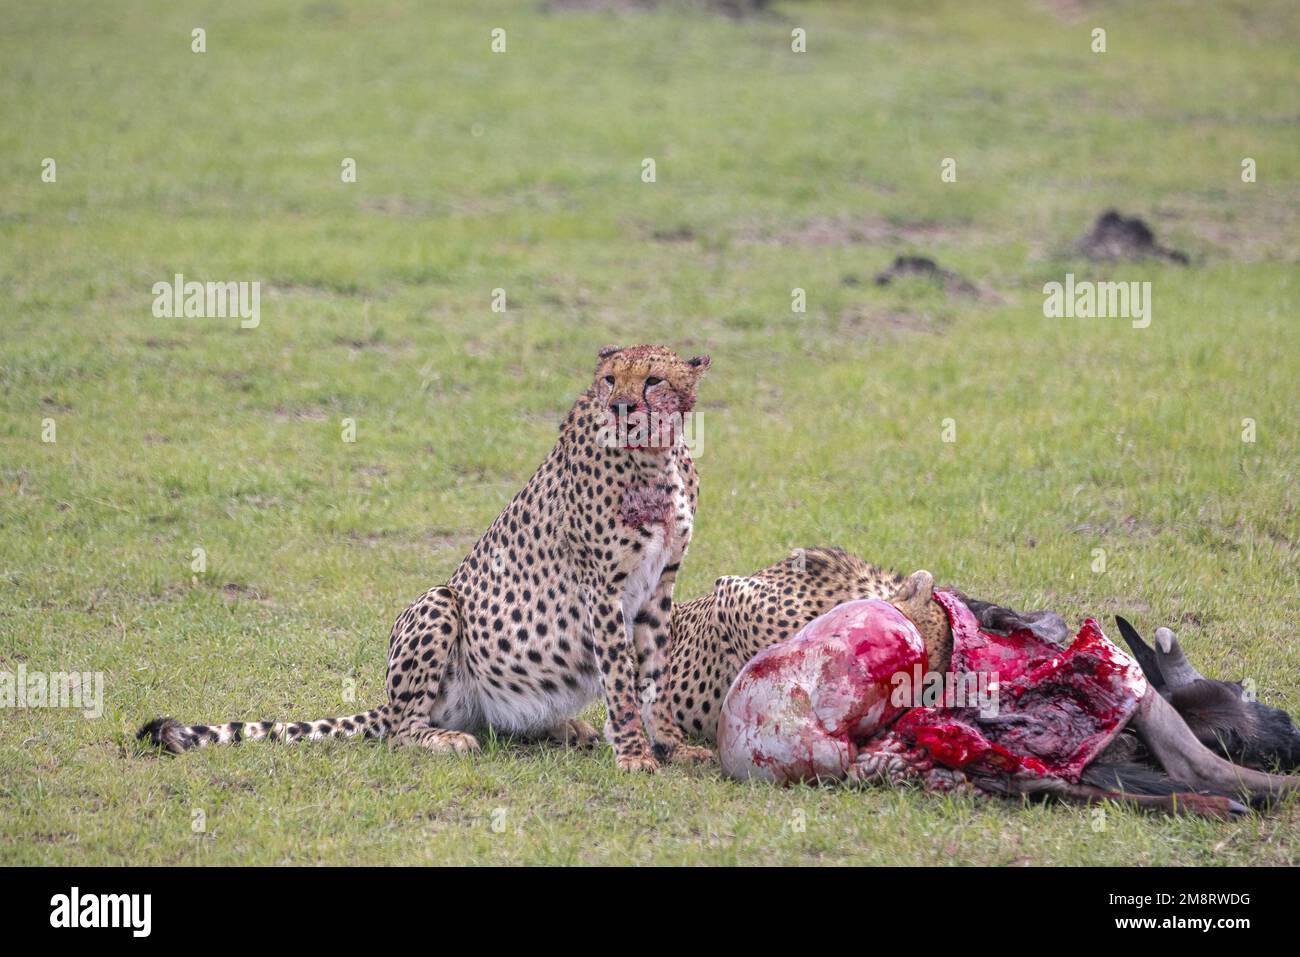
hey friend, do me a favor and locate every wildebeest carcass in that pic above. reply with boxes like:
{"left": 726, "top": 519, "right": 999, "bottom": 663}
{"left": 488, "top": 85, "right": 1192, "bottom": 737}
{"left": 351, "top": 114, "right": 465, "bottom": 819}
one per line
{"left": 717, "top": 571, "right": 1299, "bottom": 818}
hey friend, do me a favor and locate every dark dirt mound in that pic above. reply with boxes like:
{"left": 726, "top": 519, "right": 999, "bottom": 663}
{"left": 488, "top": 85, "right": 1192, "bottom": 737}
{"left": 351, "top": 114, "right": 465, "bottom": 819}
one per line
{"left": 545, "top": 0, "right": 770, "bottom": 16}
{"left": 545, "top": 0, "right": 657, "bottom": 10}
{"left": 874, "top": 255, "right": 982, "bottom": 297}
{"left": 650, "top": 225, "right": 695, "bottom": 243}
{"left": 1079, "top": 210, "right": 1189, "bottom": 264}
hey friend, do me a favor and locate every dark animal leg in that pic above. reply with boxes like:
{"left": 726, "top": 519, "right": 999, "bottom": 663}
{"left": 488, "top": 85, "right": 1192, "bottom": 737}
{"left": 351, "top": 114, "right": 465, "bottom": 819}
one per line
{"left": 974, "top": 772, "right": 1246, "bottom": 819}
{"left": 1133, "top": 691, "right": 1300, "bottom": 803}
{"left": 1050, "top": 782, "right": 1245, "bottom": 819}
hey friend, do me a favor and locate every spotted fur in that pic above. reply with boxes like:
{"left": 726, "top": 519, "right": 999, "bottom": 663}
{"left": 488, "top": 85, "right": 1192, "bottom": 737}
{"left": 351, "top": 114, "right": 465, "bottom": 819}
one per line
{"left": 139, "top": 345, "right": 712, "bottom": 772}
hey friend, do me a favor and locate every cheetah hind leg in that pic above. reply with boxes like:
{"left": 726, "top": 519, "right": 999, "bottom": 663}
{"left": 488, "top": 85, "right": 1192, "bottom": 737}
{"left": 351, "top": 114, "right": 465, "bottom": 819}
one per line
{"left": 385, "top": 585, "right": 479, "bottom": 756}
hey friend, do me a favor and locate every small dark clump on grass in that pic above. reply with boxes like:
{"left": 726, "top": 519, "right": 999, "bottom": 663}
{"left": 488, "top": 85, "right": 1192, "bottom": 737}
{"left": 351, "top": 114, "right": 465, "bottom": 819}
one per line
{"left": 874, "top": 255, "right": 983, "bottom": 298}
{"left": 1079, "top": 209, "right": 1190, "bottom": 264}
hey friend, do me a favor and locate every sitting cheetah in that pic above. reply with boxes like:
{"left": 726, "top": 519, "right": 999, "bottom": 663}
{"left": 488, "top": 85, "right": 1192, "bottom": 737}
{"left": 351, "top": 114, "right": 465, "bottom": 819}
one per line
{"left": 139, "top": 344, "right": 713, "bottom": 772}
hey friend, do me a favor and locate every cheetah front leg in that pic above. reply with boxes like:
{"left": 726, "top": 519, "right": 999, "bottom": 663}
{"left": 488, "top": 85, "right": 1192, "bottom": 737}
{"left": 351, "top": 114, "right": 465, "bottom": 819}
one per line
{"left": 588, "top": 586, "right": 659, "bottom": 772}
{"left": 634, "top": 569, "right": 714, "bottom": 765}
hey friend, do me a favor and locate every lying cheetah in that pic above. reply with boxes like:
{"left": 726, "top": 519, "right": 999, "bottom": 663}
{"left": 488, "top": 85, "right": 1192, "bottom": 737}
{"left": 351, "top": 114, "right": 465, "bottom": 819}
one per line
{"left": 665, "top": 547, "right": 1076, "bottom": 744}
{"left": 139, "top": 344, "right": 713, "bottom": 772}
{"left": 664, "top": 548, "right": 953, "bottom": 743}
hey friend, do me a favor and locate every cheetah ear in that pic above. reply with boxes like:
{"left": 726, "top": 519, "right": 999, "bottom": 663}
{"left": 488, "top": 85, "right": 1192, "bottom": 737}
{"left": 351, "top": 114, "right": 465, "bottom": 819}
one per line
{"left": 687, "top": 354, "right": 711, "bottom": 375}
{"left": 890, "top": 570, "right": 935, "bottom": 617}
{"left": 597, "top": 344, "right": 623, "bottom": 362}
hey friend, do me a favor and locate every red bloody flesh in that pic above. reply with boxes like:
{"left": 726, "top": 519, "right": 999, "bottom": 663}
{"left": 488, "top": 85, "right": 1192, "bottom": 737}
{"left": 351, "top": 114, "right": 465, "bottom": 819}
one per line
{"left": 619, "top": 484, "right": 675, "bottom": 529}
{"left": 717, "top": 599, "right": 928, "bottom": 784}
{"left": 718, "top": 591, "right": 1148, "bottom": 788}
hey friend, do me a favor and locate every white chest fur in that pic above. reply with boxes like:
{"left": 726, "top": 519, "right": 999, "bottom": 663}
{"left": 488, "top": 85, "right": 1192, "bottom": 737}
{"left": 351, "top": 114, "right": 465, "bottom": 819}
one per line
{"left": 622, "top": 523, "right": 668, "bottom": 732}
{"left": 620, "top": 524, "right": 670, "bottom": 638}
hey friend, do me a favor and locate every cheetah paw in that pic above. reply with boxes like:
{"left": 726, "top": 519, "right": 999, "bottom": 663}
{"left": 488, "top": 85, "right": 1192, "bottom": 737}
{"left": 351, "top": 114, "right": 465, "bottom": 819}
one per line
{"left": 404, "top": 730, "right": 481, "bottom": 755}
{"left": 548, "top": 719, "right": 602, "bottom": 748}
{"left": 444, "top": 732, "right": 482, "bottom": 754}
{"left": 665, "top": 742, "right": 715, "bottom": 766}
{"left": 615, "top": 751, "right": 660, "bottom": 774}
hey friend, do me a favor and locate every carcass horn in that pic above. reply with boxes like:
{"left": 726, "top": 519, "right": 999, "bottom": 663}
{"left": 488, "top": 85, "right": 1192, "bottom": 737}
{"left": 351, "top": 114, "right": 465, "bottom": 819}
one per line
{"left": 1114, "top": 616, "right": 1167, "bottom": 693}
{"left": 1154, "top": 626, "right": 1206, "bottom": 689}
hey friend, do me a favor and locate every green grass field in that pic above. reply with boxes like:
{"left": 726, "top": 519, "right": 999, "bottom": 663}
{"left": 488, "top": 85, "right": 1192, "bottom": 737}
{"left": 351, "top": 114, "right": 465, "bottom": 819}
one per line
{"left": 2, "top": 0, "right": 1298, "bottom": 865}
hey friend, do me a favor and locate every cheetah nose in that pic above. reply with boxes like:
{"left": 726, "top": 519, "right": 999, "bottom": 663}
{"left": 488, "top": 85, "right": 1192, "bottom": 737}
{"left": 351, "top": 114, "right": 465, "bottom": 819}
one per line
{"left": 612, "top": 400, "right": 637, "bottom": 418}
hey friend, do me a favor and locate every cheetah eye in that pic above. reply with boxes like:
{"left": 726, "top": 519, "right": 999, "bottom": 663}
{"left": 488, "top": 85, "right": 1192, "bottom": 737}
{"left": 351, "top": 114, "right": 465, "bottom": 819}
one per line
{"left": 603, "top": 375, "right": 615, "bottom": 385}
{"left": 645, "top": 376, "right": 663, "bottom": 386}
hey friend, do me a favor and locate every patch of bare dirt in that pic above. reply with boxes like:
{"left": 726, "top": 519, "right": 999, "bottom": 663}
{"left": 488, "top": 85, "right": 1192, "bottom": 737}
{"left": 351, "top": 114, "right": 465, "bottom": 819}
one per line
{"left": 333, "top": 333, "right": 389, "bottom": 352}
{"left": 353, "top": 464, "right": 390, "bottom": 490}
{"left": 545, "top": 0, "right": 771, "bottom": 17}
{"left": 220, "top": 582, "right": 269, "bottom": 603}
{"left": 546, "top": 0, "right": 657, "bottom": 12}
{"left": 1069, "top": 515, "right": 1167, "bottom": 539}
{"left": 838, "top": 307, "right": 939, "bottom": 338}
{"left": 359, "top": 195, "right": 440, "bottom": 217}
{"left": 262, "top": 279, "right": 358, "bottom": 298}
{"left": 1039, "top": 0, "right": 1094, "bottom": 21}
{"left": 272, "top": 405, "right": 329, "bottom": 422}
{"left": 1159, "top": 201, "right": 1299, "bottom": 264}
{"left": 234, "top": 494, "right": 283, "bottom": 509}
{"left": 1078, "top": 209, "right": 1189, "bottom": 264}
{"left": 741, "top": 216, "right": 956, "bottom": 248}
{"left": 649, "top": 224, "right": 695, "bottom": 243}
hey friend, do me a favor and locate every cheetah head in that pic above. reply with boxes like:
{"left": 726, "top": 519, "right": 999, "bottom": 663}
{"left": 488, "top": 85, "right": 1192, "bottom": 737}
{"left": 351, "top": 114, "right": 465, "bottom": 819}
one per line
{"left": 593, "top": 344, "right": 710, "bottom": 451}
{"left": 889, "top": 570, "right": 953, "bottom": 674}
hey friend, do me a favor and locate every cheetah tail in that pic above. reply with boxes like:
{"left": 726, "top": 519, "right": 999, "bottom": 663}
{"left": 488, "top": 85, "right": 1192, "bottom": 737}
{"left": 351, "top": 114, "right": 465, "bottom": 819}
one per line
{"left": 136, "top": 704, "right": 394, "bottom": 754}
